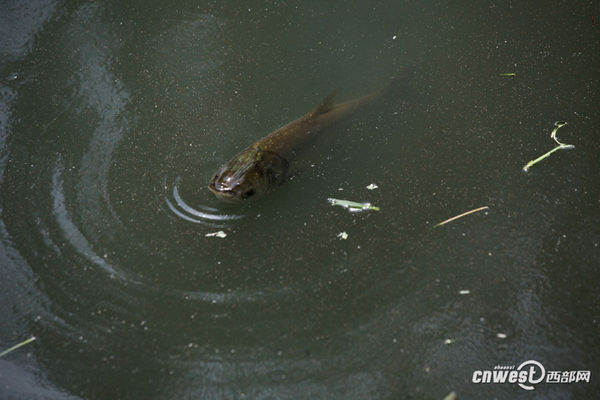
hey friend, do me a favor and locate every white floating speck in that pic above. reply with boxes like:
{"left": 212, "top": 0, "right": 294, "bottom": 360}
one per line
{"left": 392, "top": 35, "right": 397, "bottom": 40}
{"left": 337, "top": 232, "right": 348, "bottom": 240}
{"left": 496, "top": 333, "right": 507, "bottom": 339}
{"left": 459, "top": 290, "right": 470, "bottom": 295}
{"left": 366, "top": 183, "right": 379, "bottom": 190}
{"left": 444, "top": 338, "right": 455, "bottom": 344}
{"left": 205, "top": 231, "right": 227, "bottom": 238}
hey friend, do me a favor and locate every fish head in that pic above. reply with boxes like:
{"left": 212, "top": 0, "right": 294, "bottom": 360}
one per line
{"left": 208, "top": 149, "right": 289, "bottom": 202}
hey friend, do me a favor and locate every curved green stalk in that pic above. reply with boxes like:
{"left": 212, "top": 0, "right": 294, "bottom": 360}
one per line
{"left": 523, "top": 121, "right": 574, "bottom": 172}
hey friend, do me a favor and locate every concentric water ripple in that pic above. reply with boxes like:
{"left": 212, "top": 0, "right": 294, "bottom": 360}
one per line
{"left": 163, "top": 176, "right": 243, "bottom": 227}
{"left": 51, "top": 158, "right": 131, "bottom": 282}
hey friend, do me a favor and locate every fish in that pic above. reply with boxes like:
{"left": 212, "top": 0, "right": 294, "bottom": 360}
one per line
{"left": 208, "top": 86, "right": 388, "bottom": 202}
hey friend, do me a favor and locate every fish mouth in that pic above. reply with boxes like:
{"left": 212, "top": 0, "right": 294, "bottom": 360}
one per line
{"left": 208, "top": 184, "right": 244, "bottom": 203}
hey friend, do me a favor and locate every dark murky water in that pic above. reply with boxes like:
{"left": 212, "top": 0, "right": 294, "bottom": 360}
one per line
{"left": 1, "top": 1, "right": 599, "bottom": 399}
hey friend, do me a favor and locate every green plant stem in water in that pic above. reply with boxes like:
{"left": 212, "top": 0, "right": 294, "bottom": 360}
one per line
{"left": 523, "top": 144, "right": 573, "bottom": 172}
{"left": 523, "top": 121, "right": 574, "bottom": 172}
{"left": 0, "top": 336, "right": 36, "bottom": 358}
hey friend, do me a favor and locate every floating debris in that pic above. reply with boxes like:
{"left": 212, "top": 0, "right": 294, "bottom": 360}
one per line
{"left": 458, "top": 290, "right": 470, "bottom": 295}
{"left": 366, "top": 183, "right": 379, "bottom": 190}
{"left": 499, "top": 72, "right": 516, "bottom": 77}
{"left": 523, "top": 121, "right": 574, "bottom": 172}
{"left": 328, "top": 198, "right": 380, "bottom": 212}
{"left": 496, "top": 332, "right": 507, "bottom": 339}
{"left": 433, "top": 206, "right": 489, "bottom": 228}
{"left": 0, "top": 336, "right": 36, "bottom": 358}
{"left": 337, "top": 232, "right": 349, "bottom": 240}
{"left": 443, "top": 391, "right": 458, "bottom": 400}
{"left": 205, "top": 231, "right": 227, "bottom": 238}
{"left": 444, "top": 338, "right": 455, "bottom": 345}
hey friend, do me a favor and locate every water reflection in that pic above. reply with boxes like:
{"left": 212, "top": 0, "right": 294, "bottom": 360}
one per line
{"left": 0, "top": 0, "right": 57, "bottom": 65}
{"left": 51, "top": 158, "right": 130, "bottom": 281}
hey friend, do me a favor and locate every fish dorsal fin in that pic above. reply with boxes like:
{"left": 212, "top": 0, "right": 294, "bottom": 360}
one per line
{"left": 309, "top": 90, "right": 337, "bottom": 118}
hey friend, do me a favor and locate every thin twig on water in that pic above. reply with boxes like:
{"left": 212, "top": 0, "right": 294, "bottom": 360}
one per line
{"left": 433, "top": 206, "right": 489, "bottom": 228}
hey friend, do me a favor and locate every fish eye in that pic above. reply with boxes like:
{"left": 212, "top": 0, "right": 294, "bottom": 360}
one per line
{"left": 242, "top": 189, "right": 255, "bottom": 199}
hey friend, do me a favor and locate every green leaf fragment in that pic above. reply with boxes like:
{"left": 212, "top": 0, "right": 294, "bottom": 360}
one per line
{"left": 499, "top": 73, "right": 516, "bottom": 76}
{"left": 328, "top": 198, "right": 380, "bottom": 212}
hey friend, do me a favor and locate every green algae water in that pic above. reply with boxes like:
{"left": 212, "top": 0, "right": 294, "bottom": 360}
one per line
{"left": 1, "top": 1, "right": 599, "bottom": 399}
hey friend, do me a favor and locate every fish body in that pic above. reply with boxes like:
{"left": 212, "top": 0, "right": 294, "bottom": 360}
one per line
{"left": 208, "top": 89, "right": 382, "bottom": 202}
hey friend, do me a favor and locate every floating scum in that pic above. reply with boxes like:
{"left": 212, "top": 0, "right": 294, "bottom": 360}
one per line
{"left": 523, "top": 121, "right": 574, "bottom": 172}
{"left": 328, "top": 198, "right": 380, "bottom": 212}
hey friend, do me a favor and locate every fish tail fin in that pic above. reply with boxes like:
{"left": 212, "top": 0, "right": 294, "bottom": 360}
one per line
{"left": 309, "top": 90, "right": 337, "bottom": 118}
